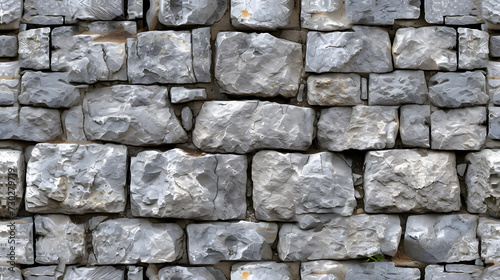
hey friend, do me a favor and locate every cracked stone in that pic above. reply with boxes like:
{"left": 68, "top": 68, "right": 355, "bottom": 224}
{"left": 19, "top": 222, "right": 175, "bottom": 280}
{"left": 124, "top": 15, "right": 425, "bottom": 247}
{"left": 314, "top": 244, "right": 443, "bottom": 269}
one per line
{"left": 231, "top": 0, "right": 293, "bottom": 29}
{"left": 489, "top": 62, "right": 500, "bottom": 105}
{"left": 231, "top": 262, "right": 292, "bottom": 280}
{"left": 159, "top": 266, "right": 226, "bottom": 280}
{"left": 425, "top": 0, "right": 482, "bottom": 24}
{"left": 459, "top": 28, "right": 489, "bottom": 69}
{"left": 346, "top": 0, "right": 420, "bottom": 24}
{"left": 0, "top": 149, "right": 24, "bottom": 217}
{"left": 62, "top": 106, "right": 88, "bottom": 142}
{"left": 483, "top": 0, "right": 500, "bottom": 24}
{"left": 63, "top": 266, "right": 125, "bottom": 280}
{"left": 0, "top": 36, "right": 17, "bottom": 57}
{"left": 157, "top": 0, "right": 226, "bottom": 26}
{"left": 18, "top": 28, "right": 50, "bottom": 70}
{"left": 368, "top": 70, "right": 427, "bottom": 105}
{"left": 0, "top": 217, "right": 34, "bottom": 264}
{"left": 300, "top": 0, "right": 352, "bottom": 31}
{"left": 301, "top": 261, "right": 420, "bottom": 280}
{"left": 428, "top": 71, "right": 488, "bottom": 108}
{"left": 400, "top": 105, "right": 430, "bottom": 148}
{"left": 0, "top": 0, "right": 22, "bottom": 29}
{"left": 19, "top": 71, "right": 81, "bottom": 108}
{"left": 170, "top": 87, "right": 207, "bottom": 104}
{"left": 192, "top": 27, "right": 212, "bottom": 83}
{"left": 307, "top": 73, "right": 362, "bottom": 106}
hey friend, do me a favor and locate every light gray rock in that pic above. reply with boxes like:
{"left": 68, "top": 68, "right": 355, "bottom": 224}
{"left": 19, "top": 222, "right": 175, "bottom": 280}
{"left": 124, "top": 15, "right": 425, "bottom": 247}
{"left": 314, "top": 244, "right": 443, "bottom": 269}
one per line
{"left": 0, "top": 62, "right": 20, "bottom": 106}
{"left": 0, "top": 0, "right": 22, "bottom": 29}
{"left": 307, "top": 73, "right": 362, "bottom": 106}
{"left": 19, "top": 71, "right": 80, "bottom": 108}
{"left": 231, "top": 0, "right": 293, "bottom": 29}
{"left": 400, "top": 105, "right": 430, "bottom": 148}
{"left": 187, "top": 221, "right": 278, "bottom": 264}
{"left": 278, "top": 214, "right": 401, "bottom": 261}
{"left": 18, "top": 28, "right": 50, "bottom": 70}
{"left": 63, "top": 266, "right": 125, "bottom": 280}
{"left": 62, "top": 106, "right": 88, "bottom": 142}
{"left": 192, "top": 27, "right": 212, "bottom": 83}
{"left": 431, "top": 107, "right": 486, "bottom": 150}
{"left": 483, "top": 0, "right": 500, "bottom": 24}
{"left": 0, "top": 107, "right": 18, "bottom": 140}
{"left": 181, "top": 106, "right": 193, "bottom": 131}
{"left": 459, "top": 28, "right": 489, "bottom": 70}
{"left": 424, "top": 264, "right": 484, "bottom": 280}
{"left": 127, "top": 266, "right": 143, "bottom": 280}
{"left": 491, "top": 36, "right": 500, "bottom": 57}
{"left": 306, "top": 26, "right": 393, "bottom": 73}
{"left": 83, "top": 85, "right": 187, "bottom": 146}
{"left": 23, "top": 266, "right": 62, "bottom": 280}
{"left": 364, "top": 149, "right": 460, "bottom": 213}
{"left": 317, "top": 105, "right": 399, "bottom": 151}
{"left": 0, "top": 266, "right": 22, "bottom": 280}
{"left": 428, "top": 71, "right": 488, "bottom": 108}
{"left": 300, "top": 0, "right": 352, "bottom": 31}
{"left": 158, "top": 0, "right": 226, "bottom": 26}
{"left": 22, "top": 0, "right": 68, "bottom": 24}
{"left": 368, "top": 70, "right": 427, "bottom": 105}
{"left": 393, "top": 26, "right": 457, "bottom": 71}
{"left": 18, "top": 107, "right": 63, "bottom": 142}
{"left": 425, "top": 0, "right": 482, "bottom": 24}
{"left": 0, "top": 217, "right": 34, "bottom": 264}
{"left": 477, "top": 217, "right": 500, "bottom": 264}
{"left": 0, "top": 61, "right": 19, "bottom": 79}
{"left": 404, "top": 214, "right": 479, "bottom": 263}
{"left": 25, "top": 143, "right": 127, "bottom": 214}
{"left": 231, "top": 262, "right": 292, "bottom": 280}
{"left": 67, "top": 0, "right": 124, "bottom": 21}
{"left": 215, "top": 32, "right": 303, "bottom": 97}
{"left": 489, "top": 107, "right": 500, "bottom": 140}
{"left": 128, "top": 0, "right": 143, "bottom": 19}
{"left": 252, "top": 150, "right": 355, "bottom": 221}
{"left": 159, "top": 266, "right": 226, "bottom": 280}
{"left": 170, "top": 87, "right": 207, "bottom": 104}
{"left": 346, "top": 0, "right": 420, "bottom": 24}
{"left": 482, "top": 264, "right": 500, "bottom": 280}
{"left": 301, "top": 261, "right": 420, "bottom": 280}
{"left": 0, "top": 36, "right": 17, "bottom": 57}
{"left": 0, "top": 149, "right": 24, "bottom": 217}
{"left": 130, "top": 149, "right": 247, "bottom": 220}
{"left": 488, "top": 62, "right": 500, "bottom": 105}
{"left": 193, "top": 101, "right": 315, "bottom": 153}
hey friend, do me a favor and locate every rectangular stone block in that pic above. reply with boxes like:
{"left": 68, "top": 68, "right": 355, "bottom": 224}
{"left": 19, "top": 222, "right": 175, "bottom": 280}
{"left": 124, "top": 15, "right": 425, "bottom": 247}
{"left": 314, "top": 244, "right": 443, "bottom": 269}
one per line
{"left": 64, "top": 266, "right": 125, "bottom": 280}
{"left": 159, "top": 266, "right": 226, "bottom": 280}
{"left": 18, "top": 28, "right": 50, "bottom": 70}
{"left": 0, "top": 107, "right": 18, "bottom": 140}
{"left": 307, "top": 73, "right": 362, "bottom": 106}
{"left": 491, "top": 36, "right": 500, "bottom": 57}
{"left": 459, "top": 28, "right": 489, "bottom": 69}
{"left": 170, "top": 87, "right": 207, "bottom": 104}
{"left": 400, "top": 105, "right": 430, "bottom": 148}
{"left": 346, "top": 0, "right": 420, "bottom": 24}
{"left": 0, "top": 36, "right": 17, "bottom": 57}
{"left": 157, "top": 0, "right": 226, "bottom": 26}
{"left": 19, "top": 71, "right": 80, "bottom": 108}
{"left": 301, "top": 0, "right": 352, "bottom": 31}
{"left": 23, "top": 266, "right": 61, "bottom": 280}
{"left": 0, "top": 62, "right": 20, "bottom": 106}
{"left": 22, "top": 0, "right": 68, "bottom": 24}
{"left": 192, "top": 27, "right": 212, "bottom": 83}
{"left": 62, "top": 106, "right": 87, "bottom": 142}
{"left": 489, "top": 107, "right": 500, "bottom": 140}
{"left": 301, "top": 261, "right": 420, "bottom": 280}
{"left": 0, "top": 266, "right": 21, "bottom": 279}
{"left": 0, "top": 217, "right": 34, "bottom": 265}
{"left": 368, "top": 70, "right": 427, "bottom": 105}
{"left": 425, "top": 0, "right": 482, "bottom": 24}
{"left": 489, "top": 62, "right": 500, "bottom": 105}
{"left": 0, "top": 0, "right": 22, "bottom": 29}
{"left": 17, "top": 107, "right": 63, "bottom": 142}
{"left": 232, "top": 262, "right": 292, "bottom": 280}
{"left": 67, "top": 0, "right": 124, "bottom": 21}
{"left": 478, "top": 217, "right": 500, "bottom": 264}
{"left": 482, "top": 0, "right": 500, "bottom": 25}
{"left": 127, "top": 0, "right": 143, "bottom": 19}
{"left": 0, "top": 149, "right": 24, "bottom": 217}
{"left": 231, "top": 0, "right": 293, "bottom": 29}
{"left": 425, "top": 265, "right": 484, "bottom": 280}
{"left": 428, "top": 71, "right": 488, "bottom": 108}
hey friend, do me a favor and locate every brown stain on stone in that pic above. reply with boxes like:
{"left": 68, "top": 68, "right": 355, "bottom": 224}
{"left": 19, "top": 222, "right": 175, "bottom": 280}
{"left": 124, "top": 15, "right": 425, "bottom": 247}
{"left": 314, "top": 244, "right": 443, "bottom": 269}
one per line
{"left": 241, "top": 271, "right": 250, "bottom": 279}
{"left": 241, "top": 10, "right": 251, "bottom": 18}
{"left": 91, "top": 31, "right": 137, "bottom": 43}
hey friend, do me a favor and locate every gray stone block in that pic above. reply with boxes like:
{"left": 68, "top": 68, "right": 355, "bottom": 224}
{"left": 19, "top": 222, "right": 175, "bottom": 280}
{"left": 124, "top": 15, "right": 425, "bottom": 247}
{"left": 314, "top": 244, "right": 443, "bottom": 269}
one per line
{"left": 0, "top": 149, "right": 24, "bottom": 217}
{"left": 482, "top": 264, "right": 500, "bottom": 280}
{"left": 231, "top": 0, "right": 293, "bottom": 29}
{"left": 0, "top": 106, "right": 18, "bottom": 140}
{"left": 181, "top": 106, "right": 193, "bottom": 131}
{"left": 0, "top": 62, "right": 20, "bottom": 106}
{"left": 346, "top": 0, "right": 420, "bottom": 24}
{"left": 62, "top": 106, "right": 88, "bottom": 142}
{"left": 19, "top": 71, "right": 80, "bottom": 108}
{"left": 158, "top": 0, "right": 226, "bottom": 26}
{"left": 424, "top": 264, "right": 483, "bottom": 280}
{"left": 67, "top": 0, "right": 124, "bottom": 21}
{"left": 301, "top": 261, "right": 420, "bottom": 280}
{"left": 159, "top": 266, "right": 226, "bottom": 280}
{"left": 231, "top": 262, "right": 292, "bottom": 280}
{"left": 23, "top": 266, "right": 61, "bottom": 280}
{"left": 0, "top": 217, "right": 34, "bottom": 264}
{"left": 0, "top": 266, "right": 22, "bottom": 280}
{"left": 489, "top": 62, "right": 500, "bottom": 105}
{"left": 368, "top": 70, "right": 427, "bottom": 105}
{"left": 489, "top": 107, "right": 500, "bottom": 140}
{"left": 18, "top": 107, "right": 63, "bottom": 142}
{"left": 483, "top": 0, "right": 500, "bottom": 24}
{"left": 192, "top": 27, "right": 212, "bottom": 83}
{"left": 63, "top": 266, "right": 125, "bottom": 280}
{"left": 127, "top": 266, "right": 143, "bottom": 280}
{"left": 300, "top": 0, "right": 352, "bottom": 31}
{"left": 0, "top": 36, "right": 17, "bottom": 57}
{"left": 170, "top": 87, "right": 207, "bottom": 104}
{"left": 491, "top": 36, "right": 500, "bottom": 57}
{"left": 128, "top": 0, "right": 143, "bottom": 19}
{"left": 425, "top": 0, "right": 482, "bottom": 24}
{"left": 478, "top": 217, "right": 500, "bottom": 264}
{"left": 18, "top": 28, "right": 50, "bottom": 70}
{"left": 307, "top": 73, "right": 362, "bottom": 106}
{"left": 400, "top": 105, "right": 430, "bottom": 148}
{"left": 459, "top": 28, "right": 489, "bottom": 70}
{"left": 428, "top": 71, "right": 488, "bottom": 108}
{"left": 22, "top": 0, "right": 68, "bottom": 24}
{"left": 0, "top": 0, "right": 22, "bottom": 29}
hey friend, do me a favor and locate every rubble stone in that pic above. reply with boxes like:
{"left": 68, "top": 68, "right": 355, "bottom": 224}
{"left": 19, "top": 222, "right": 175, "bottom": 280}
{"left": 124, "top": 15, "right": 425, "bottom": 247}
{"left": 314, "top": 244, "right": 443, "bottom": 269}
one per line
{"left": 400, "top": 105, "right": 431, "bottom": 148}
{"left": 0, "top": 36, "right": 17, "bottom": 57}
{"left": 301, "top": 261, "right": 420, "bottom": 280}
{"left": 346, "top": 0, "right": 420, "bottom": 24}
{"left": 0, "top": 217, "right": 34, "bottom": 264}
{"left": 231, "top": 0, "right": 293, "bottom": 29}
{"left": 231, "top": 262, "right": 292, "bottom": 280}
{"left": 0, "top": 149, "right": 24, "bottom": 217}
{"left": 159, "top": 266, "right": 226, "bottom": 280}
{"left": 18, "top": 28, "right": 50, "bottom": 70}
{"left": 428, "top": 71, "right": 488, "bottom": 108}
{"left": 458, "top": 28, "right": 489, "bottom": 69}
{"left": 19, "top": 71, "right": 81, "bottom": 108}
{"left": 368, "top": 70, "right": 427, "bottom": 105}
{"left": 425, "top": 0, "right": 482, "bottom": 24}
{"left": 300, "top": 0, "right": 352, "bottom": 31}
{"left": 170, "top": 87, "right": 207, "bottom": 104}
{"left": 0, "top": 0, "right": 22, "bottom": 29}
{"left": 307, "top": 73, "right": 362, "bottom": 106}
{"left": 67, "top": 0, "right": 124, "bottom": 21}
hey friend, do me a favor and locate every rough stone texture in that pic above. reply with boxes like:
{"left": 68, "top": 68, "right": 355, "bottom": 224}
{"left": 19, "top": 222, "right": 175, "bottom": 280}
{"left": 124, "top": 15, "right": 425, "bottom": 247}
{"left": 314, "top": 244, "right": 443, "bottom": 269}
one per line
{"left": 18, "top": 107, "right": 63, "bottom": 142}
{"left": 477, "top": 217, "right": 500, "bottom": 264}
{"left": 431, "top": 107, "right": 486, "bottom": 150}
{"left": 128, "top": 0, "right": 143, "bottom": 19}
{"left": 404, "top": 214, "right": 479, "bottom": 263}
{"left": 0, "top": 106, "right": 18, "bottom": 140}
{"left": 489, "top": 62, "right": 500, "bottom": 105}
{"left": 23, "top": 266, "right": 61, "bottom": 280}
{"left": 215, "top": 32, "right": 303, "bottom": 97}
{"left": 301, "top": 0, "right": 352, "bottom": 31}
{"left": 130, "top": 149, "right": 247, "bottom": 220}
{"left": 368, "top": 70, "right": 427, "bottom": 105}
{"left": 0, "top": 0, "right": 22, "bottom": 29}
{"left": 317, "top": 105, "right": 399, "bottom": 151}
{"left": 489, "top": 107, "right": 500, "bottom": 140}
{"left": 0, "top": 266, "right": 22, "bottom": 280}
{"left": 127, "top": 266, "right": 143, "bottom": 280}
{"left": 63, "top": 266, "right": 125, "bottom": 280}
{"left": 193, "top": 101, "right": 315, "bottom": 153}
{"left": 62, "top": 106, "right": 88, "bottom": 142}
{"left": 19, "top": 71, "right": 81, "bottom": 108}
{"left": 231, "top": 262, "right": 292, "bottom": 280}
{"left": 483, "top": 0, "right": 500, "bottom": 24}
{"left": 424, "top": 0, "right": 482, "bottom": 24}
{"left": 170, "top": 87, "right": 207, "bottom": 104}
{"left": 307, "top": 73, "right": 362, "bottom": 106}
{"left": 400, "top": 105, "right": 431, "bottom": 148}
{"left": 306, "top": 26, "right": 393, "bottom": 73}
{"left": 192, "top": 27, "right": 212, "bottom": 83}
{"left": 25, "top": 143, "right": 127, "bottom": 214}
{"left": 34, "top": 215, "right": 85, "bottom": 264}
{"left": 22, "top": 0, "right": 68, "bottom": 24}
{"left": 252, "top": 151, "right": 356, "bottom": 221}
{"left": 181, "top": 106, "right": 193, "bottom": 131}
{"left": 346, "top": 0, "right": 420, "bottom": 24}
{"left": 393, "top": 26, "right": 457, "bottom": 71}
{"left": 428, "top": 71, "right": 488, "bottom": 108}
{"left": 231, "top": 0, "right": 293, "bottom": 29}
{"left": 18, "top": 28, "right": 50, "bottom": 70}
{"left": 424, "top": 264, "right": 484, "bottom": 280}
{"left": 158, "top": 0, "right": 226, "bottom": 26}
{"left": 83, "top": 85, "right": 187, "bottom": 146}
{"left": 491, "top": 36, "right": 500, "bottom": 57}
{"left": 0, "top": 149, "right": 24, "bottom": 217}
{"left": 0, "top": 35, "right": 17, "bottom": 57}
{"left": 301, "top": 261, "right": 421, "bottom": 280}
{"left": 458, "top": 28, "right": 489, "bottom": 69}
{"left": 0, "top": 217, "right": 34, "bottom": 264}
{"left": 0, "top": 62, "right": 20, "bottom": 106}
{"left": 67, "top": 0, "right": 124, "bottom": 21}
{"left": 482, "top": 264, "right": 500, "bottom": 280}
{"left": 187, "top": 221, "right": 278, "bottom": 264}
{"left": 278, "top": 214, "right": 401, "bottom": 261}
{"left": 159, "top": 266, "right": 226, "bottom": 280}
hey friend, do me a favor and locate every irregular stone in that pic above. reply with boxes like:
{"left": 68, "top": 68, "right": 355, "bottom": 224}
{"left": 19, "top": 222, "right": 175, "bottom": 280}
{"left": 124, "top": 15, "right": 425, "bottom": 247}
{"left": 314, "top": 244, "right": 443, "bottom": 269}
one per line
{"left": 489, "top": 62, "right": 500, "bottom": 105}
{"left": 459, "top": 28, "right": 489, "bottom": 69}
{"left": 0, "top": 266, "right": 22, "bottom": 280}
{"left": 158, "top": 0, "right": 226, "bottom": 26}
{"left": 428, "top": 71, "right": 488, "bottom": 108}
{"left": 18, "top": 28, "right": 50, "bottom": 70}
{"left": 0, "top": 0, "right": 22, "bottom": 29}
{"left": 489, "top": 107, "right": 500, "bottom": 140}
{"left": 67, "top": 0, "right": 124, "bottom": 21}
{"left": 23, "top": 266, "right": 61, "bottom": 280}
{"left": 0, "top": 36, "right": 17, "bottom": 57}
{"left": 22, "top": 0, "right": 68, "bottom": 24}
{"left": 0, "top": 62, "right": 19, "bottom": 79}
{"left": 192, "top": 27, "right": 212, "bottom": 83}
{"left": 0, "top": 62, "right": 20, "bottom": 106}
{"left": 425, "top": 0, "right": 482, "bottom": 24}
{"left": 400, "top": 105, "right": 430, "bottom": 148}
{"left": 364, "top": 149, "right": 460, "bottom": 213}
{"left": 346, "top": 0, "right": 420, "bottom": 24}
{"left": 393, "top": 26, "right": 457, "bottom": 71}
{"left": 19, "top": 71, "right": 80, "bottom": 108}
{"left": 187, "top": 221, "right": 278, "bottom": 264}
{"left": 181, "top": 106, "right": 193, "bottom": 131}
{"left": 0, "top": 217, "right": 34, "bottom": 264}
{"left": 130, "top": 149, "right": 247, "bottom": 220}
{"left": 424, "top": 264, "right": 484, "bottom": 280}
{"left": 90, "top": 218, "right": 183, "bottom": 264}
{"left": 128, "top": 0, "right": 143, "bottom": 19}
{"left": 231, "top": 262, "right": 292, "bottom": 280}
{"left": 231, "top": 0, "right": 293, "bottom": 29}
{"left": 278, "top": 214, "right": 401, "bottom": 261}
{"left": 23, "top": 0, "right": 123, "bottom": 23}
{"left": 477, "top": 217, "right": 500, "bottom": 264}
{"left": 193, "top": 101, "right": 315, "bottom": 153}
{"left": 0, "top": 107, "right": 18, "bottom": 139}
{"left": 368, "top": 70, "right": 427, "bottom": 105}
{"left": 482, "top": 264, "right": 500, "bottom": 280}
{"left": 431, "top": 107, "right": 486, "bottom": 150}
{"left": 0, "top": 149, "right": 24, "bottom": 217}
{"left": 301, "top": 0, "right": 352, "bottom": 31}
{"left": 491, "top": 36, "right": 500, "bottom": 57}
{"left": 159, "top": 266, "right": 226, "bottom": 280}
{"left": 483, "top": 0, "right": 500, "bottom": 24}
{"left": 301, "top": 261, "right": 420, "bottom": 280}
{"left": 215, "top": 32, "right": 302, "bottom": 97}
{"left": 25, "top": 143, "right": 127, "bottom": 214}
{"left": 306, "top": 26, "right": 392, "bottom": 73}
{"left": 252, "top": 150, "right": 356, "bottom": 221}
{"left": 307, "top": 73, "right": 362, "bottom": 106}
{"left": 18, "top": 107, "right": 63, "bottom": 142}
{"left": 63, "top": 266, "right": 125, "bottom": 280}
{"left": 317, "top": 105, "right": 399, "bottom": 151}
{"left": 80, "top": 20, "right": 138, "bottom": 35}
{"left": 62, "top": 106, "right": 87, "bottom": 142}
{"left": 83, "top": 85, "right": 187, "bottom": 146}
{"left": 404, "top": 214, "right": 479, "bottom": 263}
{"left": 170, "top": 87, "right": 207, "bottom": 104}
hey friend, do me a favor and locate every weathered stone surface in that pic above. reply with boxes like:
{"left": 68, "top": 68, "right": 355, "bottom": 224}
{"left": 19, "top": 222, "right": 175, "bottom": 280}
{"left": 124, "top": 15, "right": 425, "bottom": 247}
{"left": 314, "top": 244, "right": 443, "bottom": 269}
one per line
{"left": 483, "top": 0, "right": 500, "bottom": 24}
{"left": 192, "top": 27, "right": 212, "bottom": 83}
{"left": 158, "top": 0, "right": 226, "bottom": 26}
{"left": 404, "top": 214, "right": 479, "bottom": 263}
{"left": 0, "top": 217, "right": 34, "bottom": 264}
{"left": 425, "top": 0, "right": 482, "bottom": 24}
{"left": 159, "top": 266, "right": 226, "bottom": 280}
{"left": 428, "top": 71, "right": 488, "bottom": 108}
{"left": 128, "top": 0, "right": 143, "bottom": 19}
{"left": 459, "top": 28, "right": 489, "bottom": 69}
{"left": 127, "top": 266, "right": 143, "bottom": 280}
{"left": 431, "top": 107, "right": 486, "bottom": 150}
{"left": 346, "top": 0, "right": 420, "bottom": 24}
{"left": 477, "top": 217, "right": 500, "bottom": 264}
{"left": 424, "top": 264, "right": 484, "bottom": 280}
{"left": 0, "top": 0, "right": 22, "bottom": 29}
{"left": 170, "top": 87, "right": 207, "bottom": 104}
{"left": 482, "top": 264, "right": 500, "bottom": 280}
{"left": 0, "top": 266, "right": 22, "bottom": 280}
{"left": 0, "top": 62, "right": 20, "bottom": 106}
{"left": 232, "top": 262, "right": 292, "bottom": 280}
{"left": 187, "top": 221, "right": 278, "bottom": 264}
{"left": 0, "top": 149, "right": 24, "bottom": 217}
{"left": 22, "top": 0, "right": 68, "bottom": 24}
{"left": 306, "top": 26, "right": 393, "bottom": 73}
{"left": 252, "top": 151, "right": 355, "bottom": 221}
{"left": 67, "top": 0, "right": 124, "bottom": 21}
{"left": 368, "top": 70, "right": 427, "bottom": 105}
{"left": 215, "top": 32, "right": 302, "bottom": 97}
{"left": 489, "top": 62, "right": 500, "bottom": 105}
{"left": 393, "top": 27, "right": 457, "bottom": 71}
{"left": 491, "top": 36, "right": 500, "bottom": 57}
{"left": 489, "top": 107, "right": 500, "bottom": 140}
{"left": 62, "top": 106, "right": 87, "bottom": 142}
{"left": 130, "top": 149, "right": 247, "bottom": 220}
{"left": 181, "top": 106, "right": 193, "bottom": 131}
{"left": 25, "top": 143, "right": 127, "bottom": 214}
{"left": 400, "top": 105, "right": 430, "bottom": 148}
{"left": 18, "top": 28, "right": 50, "bottom": 70}
{"left": 301, "top": 261, "right": 420, "bottom": 280}
{"left": 364, "top": 149, "right": 460, "bottom": 213}
{"left": 0, "top": 36, "right": 17, "bottom": 57}
{"left": 18, "top": 107, "right": 63, "bottom": 142}
{"left": 278, "top": 214, "right": 401, "bottom": 261}
{"left": 83, "top": 85, "right": 187, "bottom": 146}
{"left": 0, "top": 107, "right": 18, "bottom": 140}
{"left": 19, "top": 71, "right": 80, "bottom": 108}
{"left": 231, "top": 0, "right": 293, "bottom": 29}
{"left": 317, "top": 105, "right": 399, "bottom": 151}
{"left": 307, "top": 73, "right": 362, "bottom": 106}
{"left": 23, "top": 266, "right": 61, "bottom": 280}
{"left": 193, "top": 101, "right": 315, "bottom": 153}
{"left": 63, "top": 266, "right": 125, "bottom": 280}
{"left": 301, "top": 0, "right": 352, "bottom": 31}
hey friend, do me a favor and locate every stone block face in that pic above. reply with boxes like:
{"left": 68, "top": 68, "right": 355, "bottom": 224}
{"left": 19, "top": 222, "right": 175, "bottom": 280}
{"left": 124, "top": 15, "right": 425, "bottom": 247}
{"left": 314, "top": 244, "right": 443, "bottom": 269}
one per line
{"left": 19, "top": 71, "right": 81, "bottom": 108}
{"left": 0, "top": 106, "right": 18, "bottom": 140}
{"left": 346, "top": 0, "right": 420, "bottom": 25}
{"left": 215, "top": 32, "right": 303, "bottom": 97}
{"left": 63, "top": 266, "right": 125, "bottom": 280}
{"left": 428, "top": 71, "right": 488, "bottom": 108}
{"left": 424, "top": 264, "right": 484, "bottom": 280}
{"left": 317, "top": 105, "right": 399, "bottom": 151}
{"left": 193, "top": 101, "right": 315, "bottom": 153}
{"left": 67, "top": 0, "right": 124, "bottom": 21}
{"left": 181, "top": 106, "right": 193, "bottom": 131}
{"left": 25, "top": 143, "right": 127, "bottom": 214}
{"left": 128, "top": 0, "right": 143, "bottom": 19}
{"left": 431, "top": 107, "right": 486, "bottom": 150}
{"left": 0, "top": 266, "right": 21, "bottom": 280}
{"left": 192, "top": 27, "right": 212, "bottom": 83}
{"left": 368, "top": 70, "right": 427, "bottom": 105}
{"left": 404, "top": 214, "right": 479, "bottom": 263}
{"left": 23, "top": 266, "right": 60, "bottom": 280}
{"left": 231, "top": 262, "right": 292, "bottom": 280}
{"left": 187, "top": 221, "right": 278, "bottom": 264}
{"left": 0, "top": 0, "right": 22, "bottom": 29}
{"left": 306, "top": 26, "right": 393, "bottom": 73}
{"left": 130, "top": 149, "right": 247, "bottom": 220}
{"left": 62, "top": 106, "right": 87, "bottom": 142}
{"left": 478, "top": 217, "right": 500, "bottom": 264}
{"left": 252, "top": 151, "right": 355, "bottom": 221}
{"left": 491, "top": 36, "right": 500, "bottom": 57}
{"left": 231, "top": 0, "right": 293, "bottom": 29}
{"left": 301, "top": 261, "right": 420, "bottom": 280}
{"left": 170, "top": 87, "right": 207, "bottom": 104}
{"left": 0, "top": 149, "right": 24, "bottom": 217}
{"left": 22, "top": 0, "right": 68, "bottom": 24}
{"left": 127, "top": 266, "right": 143, "bottom": 280}
{"left": 393, "top": 26, "right": 457, "bottom": 71}
{"left": 482, "top": 264, "right": 500, "bottom": 280}
{"left": 0, "top": 217, "right": 34, "bottom": 264}
{"left": 307, "top": 73, "right": 362, "bottom": 106}
{"left": 300, "top": 0, "right": 352, "bottom": 31}
{"left": 278, "top": 214, "right": 401, "bottom": 261}
{"left": 159, "top": 266, "right": 226, "bottom": 280}
{"left": 490, "top": 107, "right": 500, "bottom": 140}
{"left": 0, "top": 62, "right": 20, "bottom": 106}
{"left": 18, "top": 107, "right": 63, "bottom": 142}
{"left": 158, "top": 0, "right": 226, "bottom": 26}
{"left": 489, "top": 62, "right": 500, "bottom": 105}
{"left": 83, "top": 85, "right": 187, "bottom": 146}
{"left": 18, "top": 28, "right": 51, "bottom": 70}
{"left": 483, "top": 0, "right": 500, "bottom": 24}
{"left": 0, "top": 36, "right": 17, "bottom": 57}
{"left": 425, "top": 0, "right": 482, "bottom": 24}
{"left": 458, "top": 28, "right": 489, "bottom": 69}
{"left": 400, "top": 105, "right": 431, "bottom": 148}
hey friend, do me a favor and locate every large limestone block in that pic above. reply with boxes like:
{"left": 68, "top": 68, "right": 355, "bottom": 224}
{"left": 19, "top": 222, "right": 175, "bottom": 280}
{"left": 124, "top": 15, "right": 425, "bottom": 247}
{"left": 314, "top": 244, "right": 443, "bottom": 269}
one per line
{"left": 489, "top": 62, "right": 500, "bottom": 105}
{"left": 404, "top": 214, "right": 479, "bottom": 263}
{"left": 17, "top": 107, "right": 63, "bottom": 142}
{"left": 130, "top": 149, "right": 247, "bottom": 220}
{"left": 393, "top": 26, "right": 457, "bottom": 71}
{"left": 424, "top": 265, "right": 484, "bottom": 280}
{"left": 83, "top": 85, "right": 187, "bottom": 146}
{"left": 158, "top": 0, "right": 226, "bottom": 26}
{"left": 0, "top": 217, "right": 34, "bottom": 264}
{"left": 458, "top": 28, "right": 489, "bottom": 69}
{"left": 63, "top": 266, "right": 125, "bottom": 280}
{"left": 187, "top": 221, "right": 278, "bottom": 264}
{"left": 159, "top": 266, "right": 226, "bottom": 280}
{"left": 346, "top": 0, "right": 420, "bottom": 24}
{"left": 428, "top": 71, "right": 488, "bottom": 108}
{"left": 278, "top": 214, "right": 401, "bottom": 261}
{"left": 18, "top": 28, "right": 50, "bottom": 70}
{"left": 0, "top": 35, "right": 17, "bottom": 57}
{"left": 368, "top": 70, "right": 427, "bottom": 105}
{"left": 231, "top": 0, "right": 293, "bottom": 29}
{"left": 317, "top": 105, "right": 399, "bottom": 151}
{"left": 25, "top": 143, "right": 127, "bottom": 214}
{"left": 425, "top": 0, "right": 482, "bottom": 24}
{"left": 301, "top": 261, "right": 420, "bottom": 280}
{"left": 0, "top": 149, "right": 24, "bottom": 217}
{"left": 306, "top": 26, "right": 393, "bottom": 73}
{"left": 215, "top": 32, "right": 303, "bottom": 97}
{"left": 478, "top": 217, "right": 500, "bottom": 264}
{"left": 400, "top": 105, "right": 430, "bottom": 148}
{"left": 364, "top": 149, "right": 460, "bottom": 213}
{"left": 231, "top": 262, "right": 292, "bottom": 280}
{"left": 307, "top": 73, "right": 362, "bottom": 106}
{"left": 0, "top": 0, "right": 22, "bottom": 29}
{"left": 19, "top": 71, "right": 80, "bottom": 108}
{"left": 301, "top": 0, "right": 352, "bottom": 31}
{"left": 483, "top": 0, "right": 500, "bottom": 24}
{"left": 193, "top": 101, "right": 315, "bottom": 154}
